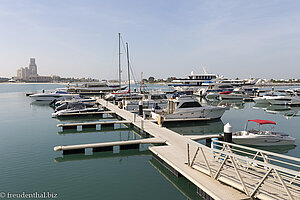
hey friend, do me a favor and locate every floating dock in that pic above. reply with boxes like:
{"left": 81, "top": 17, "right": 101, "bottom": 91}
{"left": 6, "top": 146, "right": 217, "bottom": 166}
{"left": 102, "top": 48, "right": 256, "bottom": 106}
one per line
{"left": 57, "top": 120, "right": 130, "bottom": 130}
{"left": 53, "top": 98, "right": 300, "bottom": 200}
{"left": 54, "top": 137, "right": 165, "bottom": 155}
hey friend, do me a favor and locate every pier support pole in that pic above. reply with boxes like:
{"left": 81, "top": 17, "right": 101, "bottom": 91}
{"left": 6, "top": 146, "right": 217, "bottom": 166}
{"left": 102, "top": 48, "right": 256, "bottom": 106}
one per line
{"left": 141, "top": 119, "right": 144, "bottom": 132}
{"left": 224, "top": 123, "right": 232, "bottom": 143}
{"left": 206, "top": 138, "right": 212, "bottom": 147}
{"left": 158, "top": 115, "right": 163, "bottom": 127}
{"left": 133, "top": 113, "right": 136, "bottom": 122}
{"left": 138, "top": 101, "right": 143, "bottom": 116}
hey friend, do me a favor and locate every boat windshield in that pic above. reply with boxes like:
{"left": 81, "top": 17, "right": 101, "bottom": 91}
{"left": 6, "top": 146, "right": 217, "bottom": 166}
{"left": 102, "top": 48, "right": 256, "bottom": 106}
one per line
{"left": 179, "top": 102, "right": 202, "bottom": 108}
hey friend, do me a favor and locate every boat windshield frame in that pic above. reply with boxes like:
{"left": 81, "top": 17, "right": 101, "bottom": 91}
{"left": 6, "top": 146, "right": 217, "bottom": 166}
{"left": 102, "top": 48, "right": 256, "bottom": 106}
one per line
{"left": 245, "top": 119, "right": 277, "bottom": 132}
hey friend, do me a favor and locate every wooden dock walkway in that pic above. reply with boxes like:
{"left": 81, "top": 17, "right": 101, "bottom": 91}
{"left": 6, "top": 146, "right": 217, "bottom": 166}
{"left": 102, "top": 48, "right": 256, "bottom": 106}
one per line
{"left": 53, "top": 98, "right": 300, "bottom": 200}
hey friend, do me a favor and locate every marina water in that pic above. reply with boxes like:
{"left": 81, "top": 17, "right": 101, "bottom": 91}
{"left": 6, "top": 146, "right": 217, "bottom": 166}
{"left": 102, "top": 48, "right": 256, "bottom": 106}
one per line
{"left": 0, "top": 83, "right": 299, "bottom": 199}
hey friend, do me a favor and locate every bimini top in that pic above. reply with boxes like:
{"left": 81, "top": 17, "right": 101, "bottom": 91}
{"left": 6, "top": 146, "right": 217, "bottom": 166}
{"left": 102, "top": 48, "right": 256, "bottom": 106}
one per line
{"left": 248, "top": 119, "right": 276, "bottom": 125}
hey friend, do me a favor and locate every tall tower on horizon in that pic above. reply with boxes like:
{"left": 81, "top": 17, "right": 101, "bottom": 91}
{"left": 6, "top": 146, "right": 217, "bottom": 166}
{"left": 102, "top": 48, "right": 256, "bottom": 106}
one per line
{"left": 29, "top": 58, "right": 38, "bottom": 76}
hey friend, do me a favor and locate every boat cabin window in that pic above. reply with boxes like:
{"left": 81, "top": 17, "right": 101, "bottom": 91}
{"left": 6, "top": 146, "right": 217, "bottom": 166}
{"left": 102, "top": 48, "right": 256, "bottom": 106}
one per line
{"left": 151, "top": 95, "right": 167, "bottom": 100}
{"left": 179, "top": 102, "right": 202, "bottom": 108}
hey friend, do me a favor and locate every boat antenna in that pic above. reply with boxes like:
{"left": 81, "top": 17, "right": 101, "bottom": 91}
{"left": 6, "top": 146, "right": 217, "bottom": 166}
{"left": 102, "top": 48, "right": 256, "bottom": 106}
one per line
{"left": 202, "top": 66, "right": 207, "bottom": 74}
{"left": 126, "top": 42, "right": 131, "bottom": 94}
{"left": 118, "top": 33, "right": 121, "bottom": 90}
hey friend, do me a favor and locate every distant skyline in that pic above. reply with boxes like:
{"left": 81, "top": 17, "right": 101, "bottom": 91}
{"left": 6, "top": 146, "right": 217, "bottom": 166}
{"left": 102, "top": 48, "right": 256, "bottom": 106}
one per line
{"left": 1, "top": 0, "right": 300, "bottom": 80}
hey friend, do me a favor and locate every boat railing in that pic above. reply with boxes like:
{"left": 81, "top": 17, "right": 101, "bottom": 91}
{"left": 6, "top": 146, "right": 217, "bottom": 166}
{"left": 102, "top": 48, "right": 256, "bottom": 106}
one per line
{"left": 186, "top": 140, "right": 300, "bottom": 199}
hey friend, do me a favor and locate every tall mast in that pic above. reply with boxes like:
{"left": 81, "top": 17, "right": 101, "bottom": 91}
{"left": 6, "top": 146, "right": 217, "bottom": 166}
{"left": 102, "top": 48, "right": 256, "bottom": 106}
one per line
{"left": 118, "top": 33, "right": 121, "bottom": 89}
{"left": 126, "top": 42, "right": 130, "bottom": 94}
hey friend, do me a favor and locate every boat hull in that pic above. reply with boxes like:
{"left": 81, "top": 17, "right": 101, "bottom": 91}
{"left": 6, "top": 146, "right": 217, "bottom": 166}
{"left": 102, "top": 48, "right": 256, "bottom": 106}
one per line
{"left": 232, "top": 136, "right": 295, "bottom": 146}
{"left": 253, "top": 97, "right": 269, "bottom": 104}
{"left": 30, "top": 94, "right": 62, "bottom": 101}
{"left": 219, "top": 94, "right": 249, "bottom": 100}
{"left": 267, "top": 97, "right": 292, "bottom": 105}
{"left": 52, "top": 107, "right": 101, "bottom": 117}
{"left": 151, "top": 106, "right": 226, "bottom": 120}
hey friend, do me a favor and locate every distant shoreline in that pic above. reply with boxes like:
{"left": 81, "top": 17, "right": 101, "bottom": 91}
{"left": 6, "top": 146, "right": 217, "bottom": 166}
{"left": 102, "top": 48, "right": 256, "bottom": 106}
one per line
{"left": 1, "top": 82, "right": 300, "bottom": 87}
{"left": 0, "top": 82, "right": 68, "bottom": 85}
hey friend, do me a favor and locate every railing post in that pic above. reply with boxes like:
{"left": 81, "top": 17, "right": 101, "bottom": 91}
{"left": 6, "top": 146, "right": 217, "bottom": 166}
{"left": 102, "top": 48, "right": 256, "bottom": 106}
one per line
{"left": 141, "top": 119, "right": 144, "bottom": 132}
{"left": 133, "top": 113, "right": 136, "bottom": 122}
{"left": 187, "top": 144, "right": 190, "bottom": 166}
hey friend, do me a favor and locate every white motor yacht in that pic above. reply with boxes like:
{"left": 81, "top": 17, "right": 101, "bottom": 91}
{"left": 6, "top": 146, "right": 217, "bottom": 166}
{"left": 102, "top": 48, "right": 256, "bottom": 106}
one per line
{"left": 285, "top": 88, "right": 300, "bottom": 96}
{"left": 267, "top": 94, "right": 294, "bottom": 105}
{"left": 151, "top": 96, "right": 226, "bottom": 120}
{"left": 289, "top": 97, "right": 300, "bottom": 106}
{"left": 196, "top": 83, "right": 234, "bottom": 97}
{"left": 253, "top": 92, "right": 282, "bottom": 104}
{"left": 124, "top": 92, "right": 168, "bottom": 111}
{"left": 29, "top": 91, "right": 80, "bottom": 102}
{"left": 205, "top": 92, "right": 219, "bottom": 99}
{"left": 52, "top": 103, "right": 103, "bottom": 117}
{"left": 232, "top": 119, "right": 296, "bottom": 146}
{"left": 219, "top": 88, "right": 250, "bottom": 100}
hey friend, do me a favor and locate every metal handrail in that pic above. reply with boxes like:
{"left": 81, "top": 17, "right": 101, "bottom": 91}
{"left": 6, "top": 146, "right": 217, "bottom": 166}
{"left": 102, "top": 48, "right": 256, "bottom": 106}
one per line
{"left": 214, "top": 140, "right": 300, "bottom": 162}
{"left": 188, "top": 140, "right": 300, "bottom": 200}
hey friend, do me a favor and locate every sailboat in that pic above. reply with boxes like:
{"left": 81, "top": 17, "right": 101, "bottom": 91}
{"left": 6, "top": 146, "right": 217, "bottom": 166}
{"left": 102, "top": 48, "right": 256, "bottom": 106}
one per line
{"left": 105, "top": 33, "right": 142, "bottom": 101}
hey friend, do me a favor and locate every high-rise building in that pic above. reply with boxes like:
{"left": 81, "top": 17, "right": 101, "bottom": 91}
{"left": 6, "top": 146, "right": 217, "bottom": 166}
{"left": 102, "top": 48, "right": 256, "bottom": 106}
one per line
{"left": 17, "top": 67, "right": 26, "bottom": 80}
{"left": 16, "top": 58, "right": 38, "bottom": 80}
{"left": 29, "top": 58, "right": 38, "bottom": 76}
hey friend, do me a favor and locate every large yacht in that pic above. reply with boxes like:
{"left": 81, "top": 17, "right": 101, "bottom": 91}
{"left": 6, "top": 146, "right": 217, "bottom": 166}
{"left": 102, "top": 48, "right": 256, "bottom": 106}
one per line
{"left": 151, "top": 96, "right": 226, "bottom": 120}
{"left": 168, "top": 71, "right": 218, "bottom": 94}
{"left": 66, "top": 81, "right": 127, "bottom": 94}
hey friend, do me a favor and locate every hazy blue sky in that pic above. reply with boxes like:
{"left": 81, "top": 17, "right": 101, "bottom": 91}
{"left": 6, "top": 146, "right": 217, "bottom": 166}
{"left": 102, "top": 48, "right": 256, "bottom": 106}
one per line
{"left": 1, "top": 0, "right": 300, "bottom": 80}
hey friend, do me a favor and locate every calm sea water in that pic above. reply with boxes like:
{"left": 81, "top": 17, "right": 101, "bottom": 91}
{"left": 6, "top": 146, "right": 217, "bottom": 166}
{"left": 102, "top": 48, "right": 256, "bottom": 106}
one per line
{"left": 0, "top": 83, "right": 299, "bottom": 199}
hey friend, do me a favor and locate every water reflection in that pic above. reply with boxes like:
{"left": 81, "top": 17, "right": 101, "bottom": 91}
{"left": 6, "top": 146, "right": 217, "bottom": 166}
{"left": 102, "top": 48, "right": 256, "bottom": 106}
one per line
{"left": 166, "top": 119, "right": 224, "bottom": 135}
{"left": 54, "top": 149, "right": 151, "bottom": 163}
{"left": 253, "top": 103, "right": 269, "bottom": 109}
{"left": 149, "top": 158, "right": 201, "bottom": 200}
{"left": 253, "top": 103, "right": 300, "bottom": 119}
{"left": 246, "top": 144, "right": 296, "bottom": 154}
{"left": 265, "top": 105, "right": 300, "bottom": 118}
{"left": 30, "top": 101, "right": 53, "bottom": 107}
{"left": 218, "top": 100, "right": 245, "bottom": 110}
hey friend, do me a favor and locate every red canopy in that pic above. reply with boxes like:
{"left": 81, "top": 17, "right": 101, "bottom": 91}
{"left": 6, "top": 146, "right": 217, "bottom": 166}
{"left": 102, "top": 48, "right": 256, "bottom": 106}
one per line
{"left": 248, "top": 119, "right": 276, "bottom": 125}
{"left": 219, "top": 91, "right": 232, "bottom": 94}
